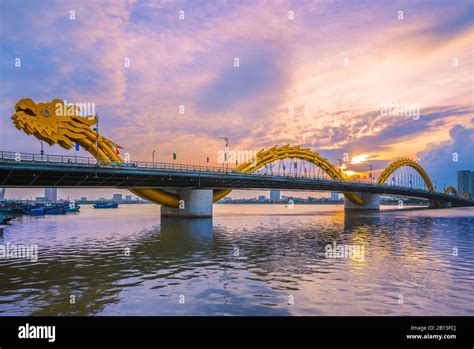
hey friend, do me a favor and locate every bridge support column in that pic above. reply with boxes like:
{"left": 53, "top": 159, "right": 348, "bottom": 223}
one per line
{"left": 344, "top": 193, "right": 380, "bottom": 211}
{"left": 429, "top": 200, "right": 450, "bottom": 208}
{"left": 160, "top": 189, "right": 213, "bottom": 218}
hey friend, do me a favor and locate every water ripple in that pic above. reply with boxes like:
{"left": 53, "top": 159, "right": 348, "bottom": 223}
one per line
{"left": 0, "top": 205, "right": 473, "bottom": 315}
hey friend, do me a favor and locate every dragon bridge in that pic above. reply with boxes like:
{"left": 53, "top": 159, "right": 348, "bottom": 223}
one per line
{"left": 10, "top": 98, "right": 440, "bottom": 208}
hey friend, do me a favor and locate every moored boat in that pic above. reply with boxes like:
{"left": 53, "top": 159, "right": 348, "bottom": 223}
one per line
{"left": 44, "top": 203, "right": 66, "bottom": 214}
{"left": 64, "top": 201, "right": 80, "bottom": 213}
{"left": 93, "top": 202, "right": 119, "bottom": 209}
{"left": 0, "top": 213, "right": 13, "bottom": 224}
{"left": 0, "top": 202, "right": 30, "bottom": 214}
{"left": 25, "top": 206, "right": 46, "bottom": 215}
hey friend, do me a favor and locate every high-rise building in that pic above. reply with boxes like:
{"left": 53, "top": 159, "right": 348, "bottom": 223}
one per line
{"left": 125, "top": 195, "right": 132, "bottom": 201}
{"left": 36, "top": 196, "right": 47, "bottom": 203}
{"left": 45, "top": 188, "right": 57, "bottom": 202}
{"left": 0, "top": 188, "right": 5, "bottom": 201}
{"left": 270, "top": 190, "right": 280, "bottom": 202}
{"left": 112, "top": 194, "right": 123, "bottom": 202}
{"left": 457, "top": 170, "right": 474, "bottom": 198}
{"left": 330, "top": 192, "right": 339, "bottom": 201}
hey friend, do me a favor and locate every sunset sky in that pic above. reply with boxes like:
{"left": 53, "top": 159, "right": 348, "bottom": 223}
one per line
{"left": 0, "top": 0, "right": 473, "bottom": 200}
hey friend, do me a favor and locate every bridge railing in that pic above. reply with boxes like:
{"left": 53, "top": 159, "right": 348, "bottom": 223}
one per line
{"left": 0, "top": 150, "right": 237, "bottom": 174}
{"left": 0, "top": 150, "right": 356, "bottom": 180}
{"left": 0, "top": 151, "right": 98, "bottom": 165}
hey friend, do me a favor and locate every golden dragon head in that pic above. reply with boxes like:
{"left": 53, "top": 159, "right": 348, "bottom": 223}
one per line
{"left": 12, "top": 98, "right": 123, "bottom": 164}
{"left": 10, "top": 98, "right": 184, "bottom": 207}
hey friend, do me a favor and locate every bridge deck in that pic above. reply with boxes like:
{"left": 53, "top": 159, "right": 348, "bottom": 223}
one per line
{"left": 0, "top": 152, "right": 473, "bottom": 207}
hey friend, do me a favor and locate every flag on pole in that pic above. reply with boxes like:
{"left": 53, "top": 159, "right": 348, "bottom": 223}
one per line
{"left": 173, "top": 153, "right": 176, "bottom": 160}
{"left": 75, "top": 143, "right": 80, "bottom": 151}
{"left": 115, "top": 147, "right": 120, "bottom": 155}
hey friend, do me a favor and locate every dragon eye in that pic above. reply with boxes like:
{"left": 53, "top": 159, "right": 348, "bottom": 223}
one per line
{"left": 42, "top": 109, "right": 50, "bottom": 116}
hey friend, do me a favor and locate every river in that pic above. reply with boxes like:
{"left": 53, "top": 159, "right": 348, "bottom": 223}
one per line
{"left": 0, "top": 204, "right": 473, "bottom": 316}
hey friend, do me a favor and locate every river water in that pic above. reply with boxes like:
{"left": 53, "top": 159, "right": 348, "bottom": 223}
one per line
{"left": 0, "top": 204, "right": 473, "bottom": 316}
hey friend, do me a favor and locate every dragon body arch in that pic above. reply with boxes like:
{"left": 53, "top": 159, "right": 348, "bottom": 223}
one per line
{"left": 376, "top": 158, "right": 440, "bottom": 207}
{"left": 444, "top": 186, "right": 458, "bottom": 197}
{"left": 214, "top": 145, "right": 365, "bottom": 205}
{"left": 376, "top": 158, "right": 435, "bottom": 191}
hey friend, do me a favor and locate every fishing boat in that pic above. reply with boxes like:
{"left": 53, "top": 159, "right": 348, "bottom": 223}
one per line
{"left": 24, "top": 206, "right": 46, "bottom": 215}
{"left": 0, "top": 213, "right": 13, "bottom": 224}
{"left": 64, "top": 201, "right": 80, "bottom": 213}
{"left": 0, "top": 202, "right": 29, "bottom": 214}
{"left": 93, "top": 202, "right": 119, "bottom": 209}
{"left": 44, "top": 203, "right": 66, "bottom": 215}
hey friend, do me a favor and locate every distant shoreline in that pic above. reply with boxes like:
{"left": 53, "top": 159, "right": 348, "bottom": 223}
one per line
{"left": 217, "top": 202, "right": 428, "bottom": 206}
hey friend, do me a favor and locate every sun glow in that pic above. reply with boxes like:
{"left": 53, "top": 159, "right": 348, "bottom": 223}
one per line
{"left": 351, "top": 154, "right": 369, "bottom": 164}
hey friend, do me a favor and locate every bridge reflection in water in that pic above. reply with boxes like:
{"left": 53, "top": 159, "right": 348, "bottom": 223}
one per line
{"left": 0, "top": 205, "right": 473, "bottom": 316}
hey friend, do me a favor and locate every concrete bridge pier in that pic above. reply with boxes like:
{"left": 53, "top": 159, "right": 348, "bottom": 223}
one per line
{"left": 160, "top": 188, "right": 213, "bottom": 218}
{"left": 429, "top": 200, "right": 451, "bottom": 208}
{"left": 344, "top": 193, "right": 380, "bottom": 211}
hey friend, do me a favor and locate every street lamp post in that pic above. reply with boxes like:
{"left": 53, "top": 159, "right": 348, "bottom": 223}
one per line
{"left": 39, "top": 141, "right": 44, "bottom": 161}
{"left": 93, "top": 113, "right": 100, "bottom": 164}
{"left": 337, "top": 158, "right": 343, "bottom": 174}
{"left": 152, "top": 150, "right": 156, "bottom": 164}
{"left": 351, "top": 162, "right": 373, "bottom": 183}
{"left": 220, "top": 137, "right": 229, "bottom": 172}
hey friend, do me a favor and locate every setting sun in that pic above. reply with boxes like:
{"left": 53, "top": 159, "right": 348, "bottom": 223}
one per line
{"left": 351, "top": 154, "right": 369, "bottom": 164}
